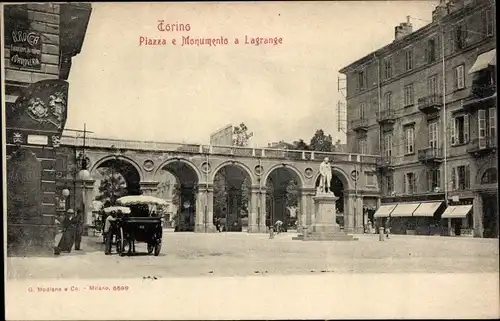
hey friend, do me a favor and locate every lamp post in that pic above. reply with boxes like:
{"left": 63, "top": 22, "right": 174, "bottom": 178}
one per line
{"left": 62, "top": 188, "right": 70, "bottom": 211}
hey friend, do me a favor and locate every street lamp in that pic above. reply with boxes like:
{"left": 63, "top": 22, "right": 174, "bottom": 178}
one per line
{"left": 62, "top": 188, "right": 70, "bottom": 210}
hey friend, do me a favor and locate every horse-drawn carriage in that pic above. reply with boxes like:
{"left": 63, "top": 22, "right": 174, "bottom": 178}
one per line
{"left": 104, "top": 195, "right": 166, "bottom": 256}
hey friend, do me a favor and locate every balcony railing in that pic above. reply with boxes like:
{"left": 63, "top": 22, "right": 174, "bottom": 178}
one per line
{"left": 463, "top": 83, "right": 497, "bottom": 111}
{"left": 467, "top": 136, "right": 497, "bottom": 154}
{"left": 376, "top": 156, "right": 395, "bottom": 170}
{"left": 60, "top": 135, "right": 380, "bottom": 163}
{"left": 417, "top": 94, "right": 443, "bottom": 114}
{"left": 350, "top": 118, "right": 369, "bottom": 131}
{"left": 376, "top": 109, "right": 396, "bottom": 124}
{"left": 418, "top": 147, "right": 443, "bottom": 163}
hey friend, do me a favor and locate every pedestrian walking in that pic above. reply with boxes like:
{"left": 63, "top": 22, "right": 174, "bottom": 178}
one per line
{"left": 269, "top": 225, "right": 275, "bottom": 239}
{"left": 74, "top": 209, "right": 84, "bottom": 251}
{"left": 54, "top": 209, "right": 76, "bottom": 255}
{"left": 104, "top": 211, "right": 117, "bottom": 255}
{"left": 385, "top": 217, "right": 391, "bottom": 239}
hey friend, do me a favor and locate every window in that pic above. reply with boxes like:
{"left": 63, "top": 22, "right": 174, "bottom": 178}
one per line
{"left": 405, "top": 49, "right": 413, "bottom": 71}
{"left": 359, "top": 102, "right": 366, "bottom": 119}
{"left": 481, "top": 168, "right": 497, "bottom": 184}
{"left": 384, "top": 57, "right": 392, "bottom": 79}
{"left": 357, "top": 70, "right": 366, "bottom": 91}
{"left": 404, "top": 85, "right": 414, "bottom": 106}
{"left": 427, "top": 168, "right": 441, "bottom": 192}
{"left": 404, "top": 172, "right": 416, "bottom": 194}
{"left": 384, "top": 133, "right": 393, "bottom": 157}
{"left": 358, "top": 138, "right": 367, "bottom": 154}
{"left": 366, "top": 172, "right": 376, "bottom": 186}
{"left": 478, "top": 109, "right": 486, "bottom": 147}
{"left": 428, "top": 121, "right": 439, "bottom": 149}
{"left": 489, "top": 107, "right": 496, "bottom": 139}
{"left": 427, "top": 75, "right": 438, "bottom": 96}
{"left": 454, "top": 24, "right": 467, "bottom": 50}
{"left": 454, "top": 65, "right": 465, "bottom": 90}
{"left": 451, "top": 114, "right": 469, "bottom": 145}
{"left": 427, "top": 38, "right": 437, "bottom": 63}
{"left": 483, "top": 9, "right": 493, "bottom": 36}
{"left": 386, "top": 175, "right": 394, "bottom": 194}
{"left": 384, "top": 92, "right": 392, "bottom": 110}
{"left": 451, "top": 165, "right": 470, "bottom": 190}
{"left": 403, "top": 125, "right": 415, "bottom": 154}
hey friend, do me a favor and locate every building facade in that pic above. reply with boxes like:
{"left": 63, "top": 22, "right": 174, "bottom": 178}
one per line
{"left": 339, "top": 0, "right": 497, "bottom": 237}
{"left": 4, "top": 3, "right": 92, "bottom": 255}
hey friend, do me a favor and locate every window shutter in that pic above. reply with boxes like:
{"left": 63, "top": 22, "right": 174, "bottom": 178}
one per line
{"left": 481, "top": 10, "right": 487, "bottom": 36}
{"left": 437, "top": 169, "right": 441, "bottom": 189}
{"left": 403, "top": 173, "right": 407, "bottom": 194}
{"left": 426, "top": 170, "right": 431, "bottom": 191}
{"left": 464, "top": 114, "right": 469, "bottom": 143}
{"left": 403, "top": 129, "right": 408, "bottom": 154}
{"left": 451, "top": 167, "right": 456, "bottom": 190}
{"left": 450, "top": 118, "right": 456, "bottom": 145}
{"left": 465, "top": 165, "right": 470, "bottom": 189}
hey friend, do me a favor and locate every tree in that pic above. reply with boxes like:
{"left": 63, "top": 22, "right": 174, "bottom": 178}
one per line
{"left": 309, "top": 129, "right": 334, "bottom": 152}
{"left": 95, "top": 168, "right": 128, "bottom": 207}
{"left": 233, "top": 122, "right": 253, "bottom": 147}
{"left": 292, "top": 139, "right": 310, "bottom": 150}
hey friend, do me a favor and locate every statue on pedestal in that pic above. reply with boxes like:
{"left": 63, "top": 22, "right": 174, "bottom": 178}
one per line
{"left": 317, "top": 157, "right": 333, "bottom": 195}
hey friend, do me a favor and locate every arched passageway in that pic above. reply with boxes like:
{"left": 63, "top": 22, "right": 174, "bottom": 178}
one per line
{"left": 157, "top": 161, "right": 199, "bottom": 232}
{"left": 93, "top": 159, "right": 142, "bottom": 207}
{"left": 213, "top": 165, "right": 251, "bottom": 232}
{"left": 315, "top": 171, "right": 345, "bottom": 226}
{"left": 265, "top": 167, "right": 302, "bottom": 231}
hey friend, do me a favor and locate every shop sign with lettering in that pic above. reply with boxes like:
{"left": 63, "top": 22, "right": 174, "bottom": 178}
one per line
{"left": 9, "top": 29, "right": 42, "bottom": 69}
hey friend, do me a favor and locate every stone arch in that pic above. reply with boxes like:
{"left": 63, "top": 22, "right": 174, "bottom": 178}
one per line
{"left": 211, "top": 160, "right": 255, "bottom": 185}
{"left": 154, "top": 158, "right": 202, "bottom": 183}
{"left": 262, "top": 163, "right": 305, "bottom": 189}
{"left": 480, "top": 168, "right": 497, "bottom": 184}
{"left": 476, "top": 158, "right": 498, "bottom": 185}
{"left": 312, "top": 166, "right": 350, "bottom": 190}
{"left": 90, "top": 155, "right": 144, "bottom": 181}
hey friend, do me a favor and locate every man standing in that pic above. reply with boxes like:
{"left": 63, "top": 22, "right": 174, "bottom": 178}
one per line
{"left": 74, "top": 209, "right": 84, "bottom": 250}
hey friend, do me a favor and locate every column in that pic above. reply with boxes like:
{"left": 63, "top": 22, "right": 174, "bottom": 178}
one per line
{"left": 258, "top": 191, "right": 267, "bottom": 232}
{"left": 344, "top": 194, "right": 355, "bottom": 233}
{"left": 301, "top": 188, "right": 315, "bottom": 232}
{"left": 139, "top": 181, "right": 159, "bottom": 196}
{"left": 299, "top": 193, "right": 307, "bottom": 233}
{"left": 248, "top": 187, "right": 259, "bottom": 233}
{"left": 195, "top": 190, "right": 205, "bottom": 232}
{"left": 206, "top": 187, "right": 215, "bottom": 232}
{"left": 473, "top": 194, "right": 484, "bottom": 238}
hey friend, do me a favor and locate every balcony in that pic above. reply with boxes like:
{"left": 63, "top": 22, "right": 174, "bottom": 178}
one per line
{"left": 466, "top": 136, "right": 497, "bottom": 156}
{"left": 418, "top": 147, "right": 443, "bottom": 164}
{"left": 376, "top": 156, "right": 395, "bottom": 171}
{"left": 462, "top": 83, "right": 497, "bottom": 112}
{"left": 417, "top": 94, "right": 443, "bottom": 114}
{"left": 376, "top": 109, "right": 396, "bottom": 125}
{"left": 350, "top": 118, "right": 369, "bottom": 132}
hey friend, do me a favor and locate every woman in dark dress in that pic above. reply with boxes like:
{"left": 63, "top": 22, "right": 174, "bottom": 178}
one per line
{"left": 54, "top": 209, "right": 77, "bottom": 255}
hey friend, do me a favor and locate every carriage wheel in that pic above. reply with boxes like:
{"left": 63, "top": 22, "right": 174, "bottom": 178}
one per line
{"left": 119, "top": 227, "right": 126, "bottom": 256}
{"left": 154, "top": 241, "right": 161, "bottom": 256}
{"left": 147, "top": 243, "right": 154, "bottom": 254}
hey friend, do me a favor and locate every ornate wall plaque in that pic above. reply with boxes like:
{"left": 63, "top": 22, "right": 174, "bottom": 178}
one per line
{"left": 304, "top": 167, "right": 313, "bottom": 179}
{"left": 143, "top": 159, "right": 155, "bottom": 172}
{"left": 201, "top": 161, "right": 211, "bottom": 173}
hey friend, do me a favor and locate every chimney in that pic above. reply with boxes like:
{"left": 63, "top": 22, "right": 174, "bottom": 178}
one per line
{"left": 394, "top": 16, "right": 413, "bottom": 41}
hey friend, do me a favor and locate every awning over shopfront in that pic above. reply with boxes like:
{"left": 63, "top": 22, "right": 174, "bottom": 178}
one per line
{"left": 441, "top": 205, "right": 473, "bottom": 218}
{"left": 390, "top": 202, "right": 420, "bottom": 217}
{"left": 412, "top": 201, "right": 442, "bottom": 217}
{"left": 468, "top": 49, "right": 496, "bottom": 74}
{"left": 373, "top": 204, "right": 397, "bottom": 218}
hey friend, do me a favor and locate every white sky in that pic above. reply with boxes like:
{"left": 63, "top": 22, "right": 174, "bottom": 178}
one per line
{"left": 65, "top": 1, "right": 438, "bottom": 147}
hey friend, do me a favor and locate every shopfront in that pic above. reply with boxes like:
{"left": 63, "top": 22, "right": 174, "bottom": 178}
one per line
{"left": 442, "top": 199, "right": 474, "bottom": 237}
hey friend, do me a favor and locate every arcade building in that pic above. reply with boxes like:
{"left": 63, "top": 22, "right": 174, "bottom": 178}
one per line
{"left": 4, "top": 3, "right": 92, "bottom": 255}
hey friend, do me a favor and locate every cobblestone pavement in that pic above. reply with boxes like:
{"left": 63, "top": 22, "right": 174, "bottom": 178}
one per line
{"left": 6, "top": 230, "right": 499, "bottom": 280}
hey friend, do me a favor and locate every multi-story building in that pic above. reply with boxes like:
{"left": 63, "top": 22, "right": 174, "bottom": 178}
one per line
{"left": 4, "top": 3, "right": 92, "bottom": 254}
{"left": 339, "top": 0, "right": 496, "bottom": 237}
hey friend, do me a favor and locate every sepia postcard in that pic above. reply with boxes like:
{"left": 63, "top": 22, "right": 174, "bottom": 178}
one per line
{"left": 2, "top": 1, "right": 499, "bottom": 320}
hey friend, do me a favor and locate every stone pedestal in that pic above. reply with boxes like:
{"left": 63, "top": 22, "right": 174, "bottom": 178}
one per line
{"left": 75, "top": 178, "right": 95, "bottom": 236}
{"left": 295, "top": 192, "right": 357, "bottom": 241}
